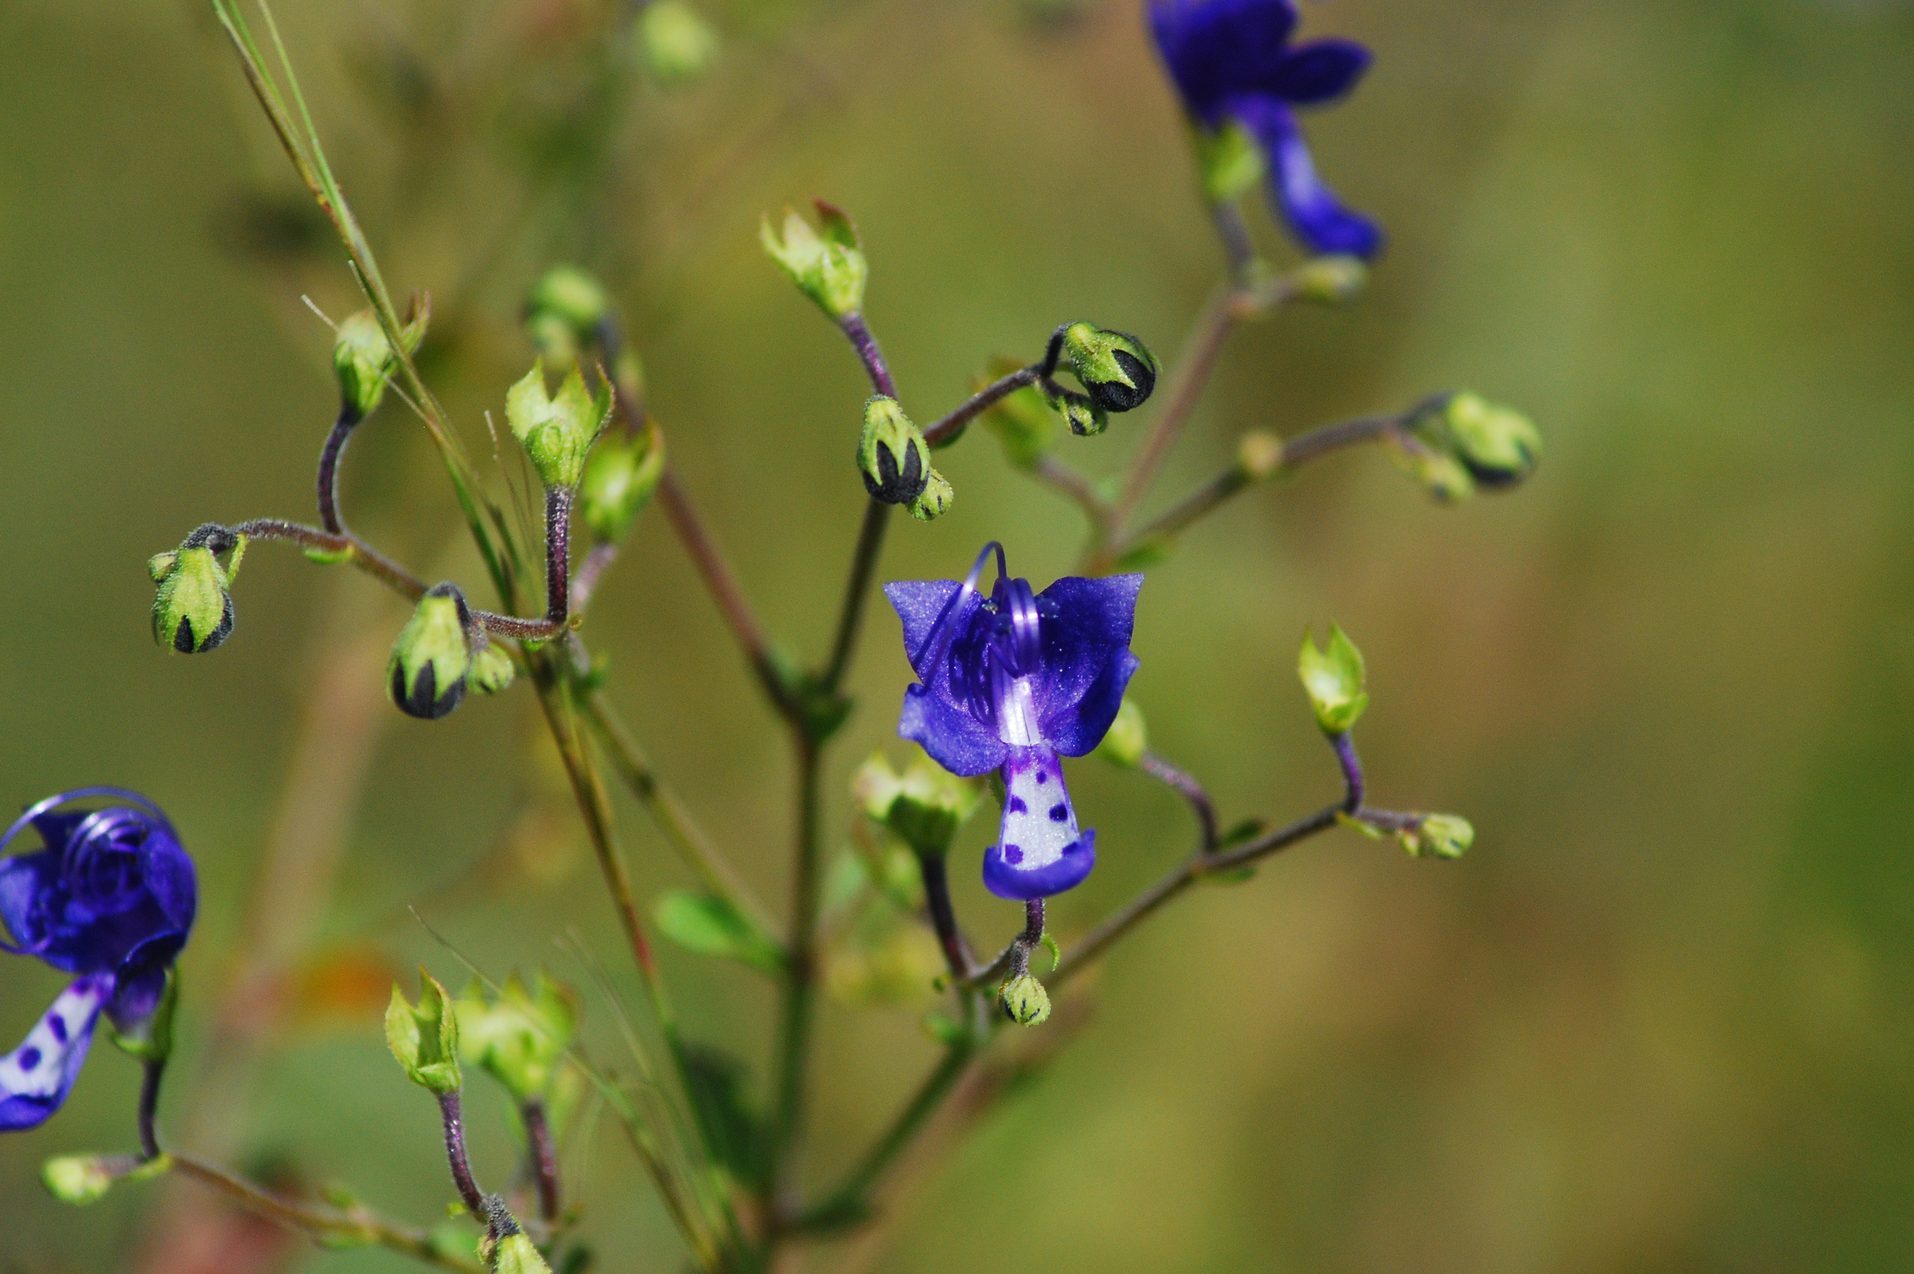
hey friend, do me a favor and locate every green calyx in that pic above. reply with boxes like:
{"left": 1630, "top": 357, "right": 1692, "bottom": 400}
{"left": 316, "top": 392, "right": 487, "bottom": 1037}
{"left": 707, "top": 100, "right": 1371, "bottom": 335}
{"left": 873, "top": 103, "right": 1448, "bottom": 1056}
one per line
{"left": 454, "top": 973, "right": 578, "bottom": 1104}
{"left": 853, "top": 753, "right": 982, "bottom": 858}
{"left": 635, "top": 0, "right": 718, "bottom": 86}
{"left": 1195, "top": 118, "right": 1265, "bottom": 205}
{"left": 1431, "top": 392, "right": 1542, "bottom": 490}
{"left": 1400, "top": 813, "right": 1474, "bottom": 861}
{"left": 332, "top": 301, "right": 427, "bottom": 421}
{"left": 578, "top": 417, "right": 665, "bottom": 545}
{"left": 42, "top": 1155, "right": 116, "bottom": 1206}
{"left": 486, "top": 1231, "right": 554, "bottom": 1274}
{"left": 505, "top": 360, "right": 612, "bottom": 491}
{"left": 1057, "top": 322, "right": 1158, "bottom": 414}
{"left": 388, "top": 583, "right": 477, "bottom": 721}
{"left": 470, "top": 644, "right": 517, "bottom": 696}
{"left": 907, "top": 469, "right": 955, "bottom": 522}
{"left": 1094, "top": 698, "right": 1148, "bottom": 769}
{"left": 150, "top": 524, "right": 245, "bottom": 655}
{"left": 1297, "top": 623, "right": 1369, "bottom": 736}
{"left": 760, "top": 201, "right": 868, "bottom": 320}
{"left": 1046, "top": 385, "right": 1108, "bottom": 437}
{"left": 999, "top": 973, "right": 1052, "bottom": 1027}
{"left": 1287, "top": 255, "right": 1369, "bottom": 306}
{"left": 385, "top": 969, "right": 462, "bottom": 1095}
{"left": 858, "top": 396, "right": 931, "bottom": 504}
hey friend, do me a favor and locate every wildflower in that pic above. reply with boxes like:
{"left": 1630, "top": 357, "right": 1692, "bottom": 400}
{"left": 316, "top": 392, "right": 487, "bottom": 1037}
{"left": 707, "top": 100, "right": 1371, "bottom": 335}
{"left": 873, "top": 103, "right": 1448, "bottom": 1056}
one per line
{"left": 0, "top": 789, "right": 195, "bottom": 1131}
{"left": 1148, "top": 0, "right": 1381, "bottom": 258}
{"left": 886, "top": 544, "right": 1142, "bottom": 899}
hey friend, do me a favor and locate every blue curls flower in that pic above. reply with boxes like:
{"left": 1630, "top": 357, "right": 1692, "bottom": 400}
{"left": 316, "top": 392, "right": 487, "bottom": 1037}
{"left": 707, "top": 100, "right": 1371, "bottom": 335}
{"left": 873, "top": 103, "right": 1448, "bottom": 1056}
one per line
{"left": 1148, "top": 0, "right": 1381, "bottom": 258}
{"left": 886, "top": 545, "right": 1142, "bottom": 900}
{"left": 0, "top": 788, "right": 195, "bottom": 1132}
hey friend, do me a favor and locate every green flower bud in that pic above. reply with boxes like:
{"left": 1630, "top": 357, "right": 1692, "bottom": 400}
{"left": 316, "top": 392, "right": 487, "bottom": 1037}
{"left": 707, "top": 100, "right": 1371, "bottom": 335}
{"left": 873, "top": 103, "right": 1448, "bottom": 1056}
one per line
{"left": 1433, "top": 392, "right": 1541, "bottom": 490}
{"left": 488, "top": 1231, "right": 553, "bottom": 1274}
{"left": 523, "top": 265, "right": 615, "bottom": 365}
{"left": 384, "top": 969, "right": 462, "bottom": 1096}
{"left": 853, "top": 753, "right": 982, "bottom": 858}
{"left": 1195, "top": 119, "right": 1265, "bottom": 204}
{"left": 150, "top": 524, "right": 245, "bottom": 655}
{"left": 333, "top": 301, "right": 427, "bottom": 421}
{"left": 388, "top": 583, "right": 477, "bottom": 721}
{"left": 1236, "top": 430, "right": 1284, "bottom": 481}
{"left": 1057, "top": 322, "right": 1158, "bottom": 414}
{"left": 505, "top": 360, "right": 611, "bottom": 491}
{"left": 1287, "top": 255, "right": 1368, "bottom": 306}
{"left": 41, "top": 1155, "right": 116, "bottom": 1206}
{"left": 1389, "top": 432, "right": 1477, "bottom": 504}
{"left": 454, "top": 973, "right": 577, "bottom": 1104}
{"left": 977, "top": 357, "right": 1059, "bottom": 468}
{"left": 470, "top": 644, "right": 517, "bottom": 696}
{"left": 1297, "top": 624, "right": 1369, "bottom": 736}
{"left": 578, "top": 418, "right": 665, "bottom": 544}
{"left": 999, "top": 973, "right": 1051, "bottom": 1027}
{"left": 1400, "top": 814, "right": 1474, "bottom": 861}
{"left": 858, "top": 396, "right": 930, "bottom": 504}
{"left": 760, "top": 201, "right": 868, "bottom": 320}
{"left": 1046, "top": 385, "right": 1108, "bottom": 438}
{"left": 908, "top": 469, "right": 954, "bottom": 522}
{"left": 635, "top": 0, "right": 718, "bottom": 86}
{"left": 1094, "top": 698, "right": 1148, "bottom": 769}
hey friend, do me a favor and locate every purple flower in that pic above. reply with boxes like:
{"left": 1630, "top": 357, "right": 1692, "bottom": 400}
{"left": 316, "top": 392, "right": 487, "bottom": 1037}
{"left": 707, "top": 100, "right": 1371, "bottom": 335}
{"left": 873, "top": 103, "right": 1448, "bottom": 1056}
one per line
{"left": 0, "top": 788, "right": 195, "bottom": 1133}
{"left": 1148, "top": 0, "right": 1382, "bottom": 259}
{"left": 886, "top": 545, "right": 1142, "bottom": 900}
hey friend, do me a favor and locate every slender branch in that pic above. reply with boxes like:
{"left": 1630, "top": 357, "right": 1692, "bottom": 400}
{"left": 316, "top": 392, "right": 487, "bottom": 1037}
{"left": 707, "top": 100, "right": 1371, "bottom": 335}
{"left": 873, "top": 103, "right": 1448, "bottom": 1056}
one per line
{"left": 437, "top": 1091, "right": 488, "bottom": 1217}
{"left": 768, "top": 736, "right": 825, "bottom": 1217}
{"left": 1210, "top": 200, "right": 1259, "bottom": 284}
{"left": 1137, "top": 751, "right": 1219, "bottom": 852}
{"left": 916, "top": 851, "right": 974, "bottom": 983}
{"left": 920, "top": 365, "right": 1039, "bottom": 448}
{"left": 170, "top": 1152, "right": 480, "bottom": 1271}
{"left": 820, "top": 499, "right": 891, "bottom": 692}
{"left": 1277, "top": 413, "right": 1404, "bottom": 469}
{"left": 137, "top": 1058, "right": 166, "bottom": 1162}
{"left": 1030, "top": 454, "right": 1113, "bottom": 529}
{"left": 569, "top": 542, "right": 619, "bottom": 613}
{"left": 316, "top": 405, "right": 362, "bottom": 535}
{"left": 1111, "top": 286, "right": 1242, "bottom": 531}
{"left": 521, "top": 1099, "right": 561, "bottom": 1226}
{"left": 839, "top": 312, "right": 897, "bottom": 398}
{"left": 801, "top": 1043, "right": 976, "bottom": 1227}
{"left": 1330, "top": 732, "right": 1364, "bottom": 813}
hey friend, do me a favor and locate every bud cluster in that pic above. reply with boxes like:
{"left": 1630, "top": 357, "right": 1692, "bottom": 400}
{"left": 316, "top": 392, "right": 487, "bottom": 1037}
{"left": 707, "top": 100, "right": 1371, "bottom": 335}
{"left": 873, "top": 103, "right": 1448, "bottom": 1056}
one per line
{"left": 1394, "top": 392, "right": 1542, "bottom": 502}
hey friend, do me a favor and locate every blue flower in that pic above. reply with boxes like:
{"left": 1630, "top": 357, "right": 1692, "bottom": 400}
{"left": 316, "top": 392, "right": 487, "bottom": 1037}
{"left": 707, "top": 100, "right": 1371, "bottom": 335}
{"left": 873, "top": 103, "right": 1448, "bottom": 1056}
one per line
{"left": 886, "top": 545, "right": 1142, "bottom": 900}
{"left": 1148, "top": 0, "right": 1382, "bottom": 258}
{"left": 0, "top": 788, "right": 195, "bottom": 1133}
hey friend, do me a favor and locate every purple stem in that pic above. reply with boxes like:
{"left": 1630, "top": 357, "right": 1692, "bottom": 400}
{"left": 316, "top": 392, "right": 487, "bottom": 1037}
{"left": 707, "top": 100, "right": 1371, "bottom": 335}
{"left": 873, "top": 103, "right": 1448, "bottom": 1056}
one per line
{"left": 1332, "top": 732, "right": 1365, "bottom": 813}
{"left": 436, "top": 1090, "right": 488, "bottom": 1217}
{"left": 917, "top": 851, "right": 975, "bottom": 982}
{"left": 839, "top": 312, "right": 896, "bottom": 398}
{"left": 521, "top": 1099, "right": 560, "bottom": 1225}
{"left": 137, "top": 1058, "right": 165, "bottom": 1161}
{"left": 316, "top": 405, "right": 361, "bottom": 536}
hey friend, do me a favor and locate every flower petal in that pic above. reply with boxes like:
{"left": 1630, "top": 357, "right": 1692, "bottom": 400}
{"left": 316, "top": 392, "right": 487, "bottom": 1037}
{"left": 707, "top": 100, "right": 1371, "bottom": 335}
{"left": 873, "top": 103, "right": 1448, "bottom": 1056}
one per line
{"left": 0, "top": 849, "right": 58, "bottom": 955}
{"left": 0, "top": 976, "right": 108, "bottom": 1133}
{"left": 898, "top": 685, "right": 1009, "bottom": 778}
{"left": 1230, "top": 96, "right": 1383, "bottom": 258}
{"left": 884, "top": 580, "right": 977, "bottom": 683}
{"left": 1149, "top": 0, "right": 1299, "bottom": 120}
{"left": 135, "top": 816, "right": 197, "bottom": 936}
{"left": 984, "top": 828, "right": 1096, "bottom": 901}
{"left": 1265, "top": 38, "right": 1371, "bottom": 105}
{"left": 1043, "top": 650, "right": 1140, "bottom": 758}
{"left": 1032, "top": 573, "right": 1143, "bottom": 746}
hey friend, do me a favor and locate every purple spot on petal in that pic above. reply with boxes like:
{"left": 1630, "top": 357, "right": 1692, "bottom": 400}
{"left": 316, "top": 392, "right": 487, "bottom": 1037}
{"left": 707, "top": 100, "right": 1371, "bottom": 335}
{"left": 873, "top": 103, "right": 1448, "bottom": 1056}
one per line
{"left": 1034, "top": 770, "right": 1048, "bottom": 785}
{"left": 1004, "top": 844, "right": 1024, "bottom": 865}
{"left": 19, "top": 1046, "right": 42, "bottom": 1071}
{"left": 47, "top": 1016, "right": 67, "bottom": 1044}
{"left": 1049, "top": 803, "right": 1069, "bottom": 822}
{"left": 1007, "top": 796, "right": 1027, "bottom": 814}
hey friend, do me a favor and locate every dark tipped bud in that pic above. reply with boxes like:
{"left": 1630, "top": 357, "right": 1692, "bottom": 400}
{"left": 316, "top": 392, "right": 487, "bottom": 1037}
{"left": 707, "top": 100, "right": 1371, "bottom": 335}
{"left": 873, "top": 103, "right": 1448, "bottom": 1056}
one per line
{"left": 908, "top": 469, "right": 954, "bottom": 522}
{"left": 150, "top": 523, "right": 245, "bottom": 654}
{"left": 1058, "top": 322, "right": 1158, "bottom": 413}
{"left": 578, "top": 418, "right": 665, "bottom": 545}
{"left": 388, "top": 583, "right": 477, "bottom": 720}
{"left": 469, "top": 644, "right": 517, "bottom": 696}
{"left": 1046, "top": 386, "right": 1108, "bottom": 438}
{"left": 858, "top": 396, "right": 931, "bottom": 504}
{"left": 999, "top": 973, "right": 1051, "bottom": 1026}
{"left": 1436, "top": 393, "right": 1542, "bottom": 489}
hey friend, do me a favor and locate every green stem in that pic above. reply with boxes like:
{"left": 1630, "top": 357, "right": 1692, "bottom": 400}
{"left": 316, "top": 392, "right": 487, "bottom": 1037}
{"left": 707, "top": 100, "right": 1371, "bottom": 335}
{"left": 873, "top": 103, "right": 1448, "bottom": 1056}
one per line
{"left": 800, "top": 1043, "right": 977, "bottom": 1228}
{"left": 767, "top": 736, "right": 824, "bottom": 1222}
{"left": 1110, "top": 285, "right": 1242, "bottom": 533}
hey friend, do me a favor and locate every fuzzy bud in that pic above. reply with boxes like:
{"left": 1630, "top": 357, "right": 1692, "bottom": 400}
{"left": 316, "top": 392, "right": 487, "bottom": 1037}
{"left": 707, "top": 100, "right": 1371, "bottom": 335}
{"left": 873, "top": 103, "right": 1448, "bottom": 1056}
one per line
{"left": 858, "top": 396, "right": 930, "bottom": 504}
{"left": 635, "top": 0, "right": 718, "bottom": 86}
{"left": 332, "top": 301, "right": 427, "bottom": 421}
{"left": 1058, "top": 322, "right": 1158, "bottom": 413}
{"left": 384, "top": 969, "right": 462, "bottom": 1095}
{"left": 853, "top": 754, "right": 981, "bottom": 858}
{"left": 1400, "top": 814, "right": 1474, "bottom": 861}
{"left": 1046, "top": 385, "right": 1108, "bottom": 438}
{"left": 1431, "top": 393, "right": 1541, "bottom": 490}
{"left": 908, "top": 469, "right": 955, "bottom": 522}
{"left": 505, "top": 361, "right": 611, "bottom": 491}
{"left": 999, "top": 974, "right": 1051, "bottom": 1027}
{"left": 1297, "top": 624, "right": 1368, "bottom": 736}
{"left": 150, "top": 524, "right": 245, "bottom": 655}
{"left": 470, "top": 644, "right": 517, "bottom": 696}
{"left": 578, "top": 419, "right": 665, "bottom": 544}
{"left": 760, "top": 201, "right": 868, "bottom": 320}
{"left": 388, "top": 583, "right": 477, "bottom": 721}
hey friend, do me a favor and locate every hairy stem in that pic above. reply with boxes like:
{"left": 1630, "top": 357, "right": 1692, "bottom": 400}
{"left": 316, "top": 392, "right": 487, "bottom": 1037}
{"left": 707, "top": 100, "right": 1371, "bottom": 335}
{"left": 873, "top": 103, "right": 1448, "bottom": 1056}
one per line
{"left": 1138, "top": 751, "right": 1220, "bottom": 852}
{"left": 521, "top": 1099, "right": 561, "bottom": 1226}
{"left": 920, "top": 365, "right": 1039, "bottom": 448}
{"left": 437, "top": 1091, "right": 488, "bottom": 1217}
{"left": 768, "top": 736, "right": 824, "bottom": 1221}
{"left": 316, "top": 405, "right": 362, "bottom": 535}
{"left": 916, "top": 852, "right": 974, "bottom": 982}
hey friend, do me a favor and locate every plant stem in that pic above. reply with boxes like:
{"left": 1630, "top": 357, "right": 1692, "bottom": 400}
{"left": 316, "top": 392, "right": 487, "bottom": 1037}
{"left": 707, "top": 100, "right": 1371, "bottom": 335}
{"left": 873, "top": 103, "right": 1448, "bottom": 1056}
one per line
{"left": 1111, "top": 285, "right": 1242, "bottom": 531}
{"left": 839, "top": 312, "right": 897, "bottom": 397}
{"left": 137, "top": 1058, "right": 166, "bottom": 1162}
{"left": 802, "top": 1042, "right": 976, "bottom": 1226}
{"left": 436, "top": 1091, "right": 488, "bottom": 1218}
{"left": 768, "top": 736, "right": 824, "bottom": 1221}
{"left": 821, "top": 499, "right": 891, "bottom": 692}
{"left": 916, "top": 851, "right": 974, "bottom": 982}
{"left": 521, "top": 1099, "right": 561, "bottom": 1226}
{"left": 171, "top": 1152, "right": 481, "bottom": 1272}
{"left": 1331, "top": 732, "right": 1364, "bottom": 812}
{"left": 316, "top": 405, "right": 362, "bottom": 535}
{"left": 1138, "top": 751, "right": 1219, "bottom": 852}
{"left": 920, "top": 365, "right": 1039, "bottom": 448}
{"left": 1031, "top": 454, "right": 1114, "bottom": 530}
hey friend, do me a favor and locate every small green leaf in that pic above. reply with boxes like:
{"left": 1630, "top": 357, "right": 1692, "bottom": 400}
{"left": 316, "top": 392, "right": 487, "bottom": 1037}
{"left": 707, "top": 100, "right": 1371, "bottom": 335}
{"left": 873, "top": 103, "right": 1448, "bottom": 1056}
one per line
{"left": 1040, "top": 933, "right": 1062, "bottom": 974}
{"left": 654, "top": 891, "right": 785, "bottom": 973}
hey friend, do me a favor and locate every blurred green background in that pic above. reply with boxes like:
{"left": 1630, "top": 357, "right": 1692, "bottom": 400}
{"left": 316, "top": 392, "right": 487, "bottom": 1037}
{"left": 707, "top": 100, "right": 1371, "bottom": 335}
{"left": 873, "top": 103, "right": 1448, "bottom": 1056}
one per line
{"left": 3, "top": 0, "right": 1912, "bottom": 1270}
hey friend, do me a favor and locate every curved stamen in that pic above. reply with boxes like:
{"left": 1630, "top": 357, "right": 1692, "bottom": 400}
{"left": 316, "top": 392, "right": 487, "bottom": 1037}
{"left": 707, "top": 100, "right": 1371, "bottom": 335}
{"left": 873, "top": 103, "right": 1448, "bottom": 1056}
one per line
{"left": 908, "top": 541, "right": 1006, "bottom": 672}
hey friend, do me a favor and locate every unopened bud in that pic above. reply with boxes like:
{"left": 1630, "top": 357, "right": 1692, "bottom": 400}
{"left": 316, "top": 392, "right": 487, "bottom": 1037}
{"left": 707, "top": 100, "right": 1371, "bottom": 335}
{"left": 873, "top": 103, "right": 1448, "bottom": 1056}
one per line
{"left": 388, "top": 583, "right": 477, "bottom": 721}
{"left": 1297, "top": 624, "right": 1368, "bottom": 736}
{"left": 1287, "top": 255, "right": 1368, "bottom": 306}
{"left": 578, "top": 419, "right": 665, "bottom": 544}
{"left": 853, "top": 753, "right": 981, "bottom": 858}
{"left": 1057, "top": 322, "right": 1158, "bottom": 413}
{"left": 1236, "top": 430, "right": 1284, "bottom": 480}
{"left": 384, "top": 969, "right": 462, "bottom": 1095}
{"left": 505, "top": 360, "right": 610, "bottom": 490}
{"left": 908, "top": 469, "right": 954, "bottom": 522}
{"left": 333, "top": 301, "right": 427, "bottom": 420}
{"left": 1433, "top": 392, "right": 1541, "bottom": 490}
{"left": 634, "top": 0, "right": 717, "bottom": 87}
{"left": 524, "top": 266, "right": 611, "bottom": 352}
{"left": 1046, "top": 386, "right": 1107, "bottom": 438}
{"left": 999, "top": 973, "right": 1051, "bottom": 1026}
{"left": 470, "top": 644, "right": 517, "bottom": 696}
{"left": 858, "top": 396, "right": 930, "bottom": 504}
{"left": 150, "top": 524, "right": 245, "bottom": 655}
{"left": 454, "top": 973, "right": 577, "bottom": 1103}
{"left": 41, "top": 1155, "right": 116, "bottom": 1206}
{"left": 1400, "top": 813, "right": 1473, "bottom": 861}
